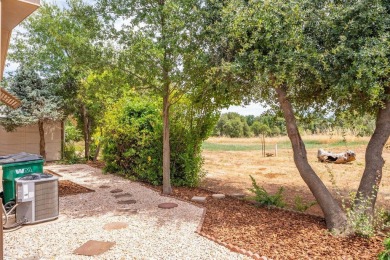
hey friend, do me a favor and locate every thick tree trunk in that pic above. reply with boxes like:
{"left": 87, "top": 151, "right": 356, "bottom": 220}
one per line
{"left": 93, "top": 143, "right": 101, "bottom": 162}
{"left": 162, "top": 92, "right": 172, "bottom": 194}
{"left": 38, "top": 120, "right": 46, "bottom": 160}
{"left": 355, "top": 89, "right": 390, "bottom": 215}
{"left": 276, "top": 86, "right": 348, "bottom": 232}
{"left": 93, "top": 128, "right": 103, "bottom": 162}
{"left": 82, "top": 104, "right": 90, "bottom": 160}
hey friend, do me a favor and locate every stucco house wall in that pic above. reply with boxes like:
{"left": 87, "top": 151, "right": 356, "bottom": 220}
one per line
{"left": 0, "top": 121, "right": 63, "bottom": 161}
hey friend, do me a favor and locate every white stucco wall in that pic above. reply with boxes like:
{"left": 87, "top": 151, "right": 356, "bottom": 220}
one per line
{"left": 0, "top": 121, "right": 62, "bottom": 161}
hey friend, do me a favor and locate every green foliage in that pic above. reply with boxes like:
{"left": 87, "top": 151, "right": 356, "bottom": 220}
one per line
{"left": 378, "top": 238, "right": 390, "bottom": 260}
{"left": 248, "top": 175, "right": 285, "bottom": 208}
{"left": 103, "top": 94, "right": 217, "bottom": 187}
{"left": 293, "top": 196, "right": 317, "bottom": 212}
{"left": 63, "top": 143, "right": 83, "bottom": 164}
{"left": 0, "top": 68, "right": 63, "bottom": 130}
{"left": 65, "top": 120, "right": 82, "bottom": 142}
{"left": 343, "top": 193, "right": 389, "bottom": 238}
{"left": 213, "top": 112, "right": 284, "bottom": 138}
{"left": 63, "top": 119, "right": 84, "bottom": 164}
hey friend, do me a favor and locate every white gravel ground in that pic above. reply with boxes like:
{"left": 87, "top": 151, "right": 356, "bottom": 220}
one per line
{"left": 4, "top": 164, "right": 247, "bottom": 260}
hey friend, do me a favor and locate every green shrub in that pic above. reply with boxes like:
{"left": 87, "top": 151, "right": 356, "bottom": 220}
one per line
{"left": 63, "top": 143, "right": 82, "bottom": 164}
{"left": 102, "top": 94, "right": 217, "bottom": 187}
{"left": 248, "top": 175, "right": 285, "bottom": 208}
{"left": 293, "top": 195, "right": 317, "bottom": 212}
{"left": 65, "top": 120, "right": 82, "bottom": 142}
{"left": 378, "top": 238, "right": 390, "bottom": 260}
{"left": 341, "top": 192, "right": 390, "bottom": 237}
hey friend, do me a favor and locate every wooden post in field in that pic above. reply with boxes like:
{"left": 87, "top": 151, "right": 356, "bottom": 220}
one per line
{"left": 275, "top": 144, "right": 278, "bottom": 157}
{"left": 1, "top": 198, "right": 3, "bottom": 260}
{"left": 261, "top": 134, "right": 266, "bottom": 157}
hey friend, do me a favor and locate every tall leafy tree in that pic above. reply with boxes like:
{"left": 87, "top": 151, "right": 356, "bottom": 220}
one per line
{"left": 9, "top": 0, "right": 107, "bottom": 159}
{"left": 306, "top": 0, "right": 390, "bottom": 217}
{"left": 0, "top": 68, "right": 63, "bottom": 159}
{"left": 98, "top": 0, "right": 214, "bottom": 194}
{"left": 208, "top": 0, "right": 389, "bottom": 233}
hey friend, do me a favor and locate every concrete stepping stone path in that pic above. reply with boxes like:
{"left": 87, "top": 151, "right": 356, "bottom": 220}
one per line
{"left": 158, "top": 203, "right": 178, "bottom": 209}
{"left": 191, "top": 196, "right": 207, "bottom": 203}
{"left": 73, "top": 240, "right": 115, "bottom": 256}
{"left": 113, "top": 193, "right": 133, "bottom": 198}
{"left": 117, "top": 199, "right": 137, "bottom": 205}
{"left": 212, "top": 194, "right": 226, "bottom": 199}
{"left": 231, "top": 193, "right": 245, "bottom": 198}
{"left": 110, "top": 189, "right": 123, "bottom": 193}
{"left": 116, "top": 208, "right": 138, "bottom": 214}
{"left": 103, "top": 222, "right": 129, "bottom": 231}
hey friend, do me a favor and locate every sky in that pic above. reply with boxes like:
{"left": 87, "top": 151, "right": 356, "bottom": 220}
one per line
{"left": 221, "top": 102, "right": 267, "bottom": 116}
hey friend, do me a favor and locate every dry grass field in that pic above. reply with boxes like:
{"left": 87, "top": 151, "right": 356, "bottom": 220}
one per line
{"left": 201, "top": 135, "right": 390, "bottom": 216}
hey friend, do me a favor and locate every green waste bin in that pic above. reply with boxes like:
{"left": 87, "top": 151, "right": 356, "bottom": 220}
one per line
{"left": 0, "top": 153, "right": 44, "bottom": 203}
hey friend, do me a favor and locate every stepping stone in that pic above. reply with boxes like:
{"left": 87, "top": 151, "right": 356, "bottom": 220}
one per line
{"left": 116, "top": 208, "right": 138, "bottom": 214}
{"left": 74, "top": 240, "right": 115, "bottom": 256}
{"left": 110, "top": 189, "right": 123, "bottom": 193}
{"left": 103, "top": 222, "right": 128, "bottom": 231}
{"left": 158, "top": 202, "right": 178, "bottom": 209}
{"left": 113, "top": 193, "right": 133, "bottom": 198}
{"left": 117, "top": 199, "right": 136, "bottom": 205}
{"left": 212, "top": 194, "right": 225, "bottom": 199}
{"left": 99, "top": 185, "right": 111, "bottom": 189}
{"left": 191, "top": 196, "right": 207, "bottom": 203}
{"left": 231, "top": 193, "right": 245, "bottom": 198}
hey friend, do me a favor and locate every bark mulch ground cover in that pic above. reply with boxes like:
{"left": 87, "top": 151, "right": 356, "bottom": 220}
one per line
{"left": 167, "top": 186, "right": 384, "bottom": 259}
{"left": 59, "top": 180, "right": 94, "bottom": 197}
{"left": 63, "top": 161, "right": 385, "bottom": 258}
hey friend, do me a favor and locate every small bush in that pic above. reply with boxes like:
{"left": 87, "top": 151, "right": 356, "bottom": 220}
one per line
{"left": 378, "top": 238, "right": 390, "bottom": 260}
{"left": 63, "top": 143, "right": 82, "bottom": 164}
{"left": 343, "top": 192, "right": 389, "bottom": 237}
{"left": 65, "top": 120, "right": 82, "bottom": 142}
{"left": 248, "top": 175, "right": 285, "bottom": 208}
{"left": 102, "top": 94, "right": 217, "bottom": 187}
{"left": 293, "top": 196, "right": 317, "bottom": 212}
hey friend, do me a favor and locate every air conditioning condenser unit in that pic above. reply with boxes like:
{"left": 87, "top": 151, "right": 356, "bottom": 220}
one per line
{"left": 15, "top": 174, "right": 59, "bottom": 224}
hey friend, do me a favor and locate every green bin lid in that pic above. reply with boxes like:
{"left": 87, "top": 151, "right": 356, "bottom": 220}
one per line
{"left": 0, "top": 152, "right": 43, "bottom": 165}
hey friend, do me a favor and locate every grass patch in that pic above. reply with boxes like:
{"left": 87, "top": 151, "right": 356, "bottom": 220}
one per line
{"left": 202, "top": 139, "right": 368, "bottom": 151}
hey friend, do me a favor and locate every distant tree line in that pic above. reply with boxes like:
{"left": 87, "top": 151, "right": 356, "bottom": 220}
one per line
{"left": 212, "top": 112, "right": 285, "bottom": 137}
{"left": 213, "top": 112, "right": 375, "bottom": 138}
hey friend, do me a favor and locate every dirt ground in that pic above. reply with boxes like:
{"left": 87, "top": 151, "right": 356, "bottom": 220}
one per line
{"left": 201, "top": 136, "right": 390, "bottom": 216}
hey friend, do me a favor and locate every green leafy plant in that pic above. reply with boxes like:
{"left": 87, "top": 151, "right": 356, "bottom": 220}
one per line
{"left": 378, "top": 238, "right": 390, "bottom": 260}
{"left": 65, "top": 120, "right": 82, "bottom": 143}
{"left": 327, "top": 165, "right": 389, "bottom": 237}
{"left": 248, "top": 175, "right": 285, "bottom": 208}
{"left": 293, "top": 196, "right": 317, "bottom": 212}
{"left": 63, "top": 143, "right": 83, "bottom": 164}
{"left": 344, "top": 193, "right": 389, "bottom": 238}
{"left": 102, "top": 94, "right": 216, "bottom": 187}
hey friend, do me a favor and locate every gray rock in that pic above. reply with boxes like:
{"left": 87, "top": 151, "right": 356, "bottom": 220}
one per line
{"left": 231, "top": 193, "right": 245, "bottom": 198}
{"left": 212, "top": 194, "right": 225, "bottom": 199}
{"left": 191, "top": 196, "right": 207, "bottom": 203}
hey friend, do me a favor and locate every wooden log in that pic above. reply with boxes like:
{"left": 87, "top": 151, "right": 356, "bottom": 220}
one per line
{"left": 317, "top": 148, "right": 356, "bottom": 164}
